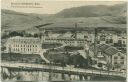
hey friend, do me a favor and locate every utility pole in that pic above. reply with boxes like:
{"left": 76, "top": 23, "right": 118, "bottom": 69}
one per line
{"left": 74, "top": 23, "right": 78, "bottom": 46}
{"left": 94, "top": 28, "right": 98, "bottom": 57}
{"left": 74, "top": 23, "right": 77, "bottom": 40}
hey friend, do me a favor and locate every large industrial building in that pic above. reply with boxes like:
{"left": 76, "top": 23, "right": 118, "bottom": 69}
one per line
{"left": 5, "top": 36, "right": 42, "bottom": 54}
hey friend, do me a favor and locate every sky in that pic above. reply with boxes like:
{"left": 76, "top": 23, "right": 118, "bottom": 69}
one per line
{"left": 1, "top": 0, "right": 126, "bottom": 14}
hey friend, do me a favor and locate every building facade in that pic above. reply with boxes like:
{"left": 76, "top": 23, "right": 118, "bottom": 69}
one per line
{"left": 111, "top": 52, "right": 126, "bottom": 70}
{"left": 42, "top": 37, "right": 88, "bottom": 46}
{"left": 98, "top": 44, "right": 126, "bottom": 70}
{"left": 6, "top": 36, "right": 42, "bottom": 54}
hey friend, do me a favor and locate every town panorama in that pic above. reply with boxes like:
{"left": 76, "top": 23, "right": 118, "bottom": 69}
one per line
{"left": 1, "top": 1, "right": 127, "bottom": 81}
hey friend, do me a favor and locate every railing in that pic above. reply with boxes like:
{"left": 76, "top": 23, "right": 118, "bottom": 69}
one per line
{"left": 1, "top": 62, "right": 126, "bottom": 78}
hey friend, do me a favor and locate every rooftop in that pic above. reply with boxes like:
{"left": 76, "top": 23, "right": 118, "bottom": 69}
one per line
{"left": 91, "top": 44, "right": 124, "bottom": 56}
{"left": 7, "top": 36, "right": 41, "bottom": 44}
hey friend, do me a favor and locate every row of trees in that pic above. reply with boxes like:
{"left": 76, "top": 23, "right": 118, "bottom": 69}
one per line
{"left": 2, "top": 31, "right": 41, "bottom": 39}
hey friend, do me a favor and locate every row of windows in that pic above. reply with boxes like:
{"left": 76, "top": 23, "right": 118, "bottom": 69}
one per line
{"left": 13, "top": 48, "right": 38, "bottom": 52}
{"left": 12, "top": 39, "right": 40, "bottom": 42}
{"left": 46, "top": 40, "right": 86, "bottom": 43}
{"left": 46, "top": 39, "right": 86, "bottom": 41}
{"left": 13, "top": 41, "right": 40, "bottom": 44}
{"left": 98, "top": 36, "right": 126, "bottom": 40}
{"left": 114, "top": 56, "right": 124, "bottom": 60}
{"left": 13, "top": 44, "right": 38, "bottom": 47}
{"left": 114, "top": 61, "right": 124, "bottom": 65}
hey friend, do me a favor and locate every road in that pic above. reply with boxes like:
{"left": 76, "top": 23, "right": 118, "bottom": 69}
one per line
{"left": 40, "top": 44, "right": 67, "bottom": 63}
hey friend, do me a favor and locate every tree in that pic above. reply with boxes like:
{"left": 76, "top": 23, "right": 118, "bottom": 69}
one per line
{"left": 34, "top": 33, "right": 39, "bottom": 37}
{"left": 9, "top": 31, "right": 23, "bottom": 37}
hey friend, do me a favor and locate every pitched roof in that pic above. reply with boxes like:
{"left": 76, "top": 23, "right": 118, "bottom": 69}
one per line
{"left": 96, "top": 44, "right": 121, "bottom": 56}
{"left": 7, "top": 36, "right": 41, "bottom": 44}
{"left": 97, "top": 44, "right": 110, "bottom": 51}
{"left": 104, "top": 47, "right": 119, "bottom": 56}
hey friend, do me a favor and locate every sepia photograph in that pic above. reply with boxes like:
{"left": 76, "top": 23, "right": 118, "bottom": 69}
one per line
{"left": 1, "top": 0, "right": 127, "bottom": 81}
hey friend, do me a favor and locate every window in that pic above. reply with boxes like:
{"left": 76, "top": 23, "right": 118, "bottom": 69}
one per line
{"left": 110, "top": 39, "right": 113, "bottom": 43}
{"left": 118, "top": 40, "right": 122, "bottom": 44}
{"left": 120, "top": 61, "right": 124, "bottom": 64}
{"left": 114, "top": 56, "right": 118, "bottom": 59}
{"left": 98, "top": 63, "right": 103, "bottom": 67}
{"left": 121, "top": 57, "right": 124, "bottom": 59}
{"left": 114, "top": 62, "right": 117, "bottom": 64}
{"left": 123, "top": 41, "right": 125, "bottom": 44}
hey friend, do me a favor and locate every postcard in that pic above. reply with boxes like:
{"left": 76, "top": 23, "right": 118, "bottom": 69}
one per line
{"left": 1, "top": 0, "right": 127, "bottom": 81}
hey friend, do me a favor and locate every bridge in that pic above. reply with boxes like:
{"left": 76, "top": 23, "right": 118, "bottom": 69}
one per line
{"left": 1, "top": 62, "right": 126, "bottom": 78}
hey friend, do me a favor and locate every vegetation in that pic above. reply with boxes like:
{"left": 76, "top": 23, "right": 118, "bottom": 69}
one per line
{"left": 44, "top": 49, "right": 92, "bottom": 68}
{"left": 1, "top": 3, "right": 126, "bottom": 34}
{"left": 1, "top": 53, "right": 45, "bottom": 64}
{"left": 1, "top": 31, "right": 41, "bottom": 39}
{"left": 64, "top": 46, "right": 84, "bottom": 51}
{"left": 55, "top": 3, "right": 126, "bottom": 18}
{"left": 92, "top": 75, "right": 126, "bottom": 81}
{"left": 42, "top": 43, "right": 62, "bottom": 49}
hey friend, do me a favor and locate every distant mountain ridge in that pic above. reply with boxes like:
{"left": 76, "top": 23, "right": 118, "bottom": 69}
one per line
{"left": 1, "top": 9, "right": 47, "bottom": 31}
{"left": 55, "top": 3, "right": 126, "bottom": 17}
{"left": 1, "top": 3, "right": 126, "bottom": 32}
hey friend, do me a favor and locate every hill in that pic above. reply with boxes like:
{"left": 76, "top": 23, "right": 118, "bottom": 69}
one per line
{"left": 55, "top": 3, "right": 126, "bottom": 18}
{"left": 1, "top": 9, "right": 49, "bottom": 31}
{"left": 1, "top": 3, "right": 126, "bottom": 32}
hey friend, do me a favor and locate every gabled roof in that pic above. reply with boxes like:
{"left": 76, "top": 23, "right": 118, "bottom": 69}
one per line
{"left": 95, "top": 44, "right": 123, "bottom": 56}
{"left": 98, "top": 44, "right": 110, "bottom": 51}
{"left": 104, "top": 47, "right": 119, "bottom": 56}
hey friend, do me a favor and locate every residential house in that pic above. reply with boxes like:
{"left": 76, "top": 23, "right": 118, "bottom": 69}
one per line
{"left": 90, "top": 44, "right": 126, "bottom": 71}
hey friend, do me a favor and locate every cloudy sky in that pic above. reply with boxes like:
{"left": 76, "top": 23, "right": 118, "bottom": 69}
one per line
{"left": 2, "top": 0, "right": 126, "bottom": 14}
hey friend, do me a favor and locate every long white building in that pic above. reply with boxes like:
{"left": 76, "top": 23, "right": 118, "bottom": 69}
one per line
{"left": 5, "top": 36, "right": 42, "bottom": 54}
{"left": 41, "top": 32, "right": 92, "bottom": 47}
